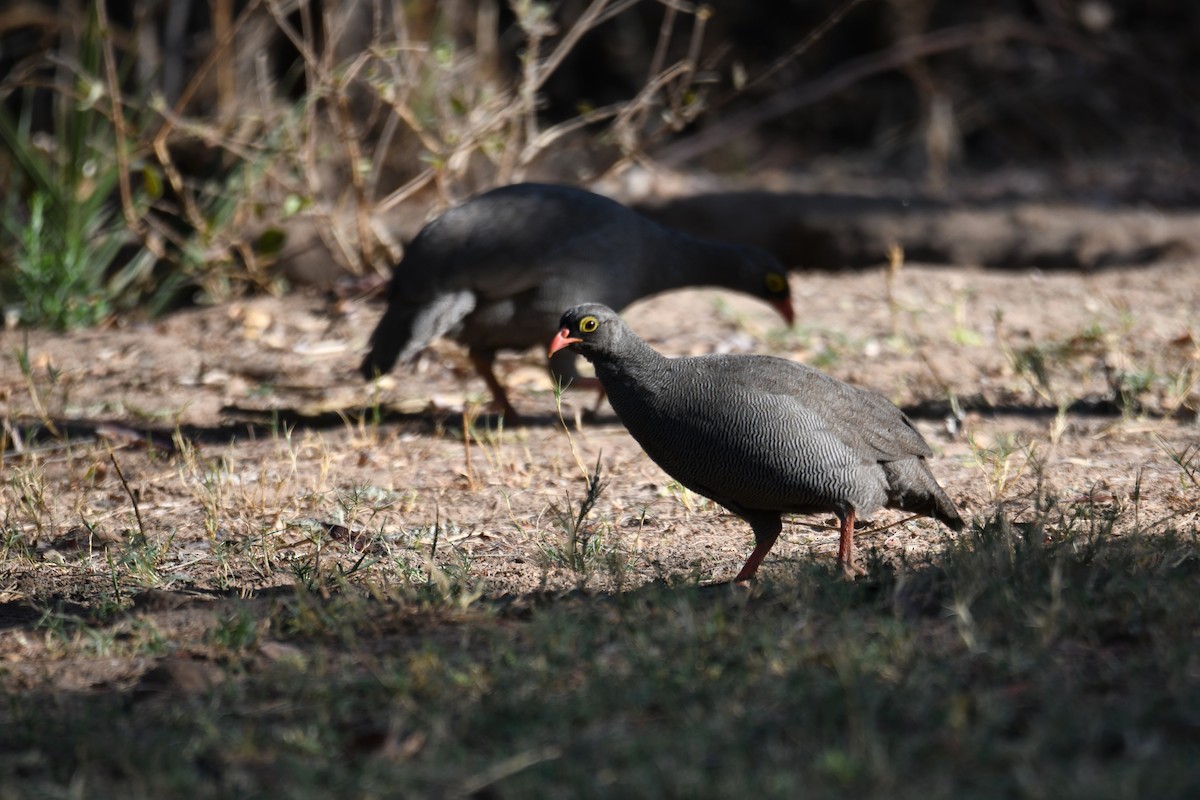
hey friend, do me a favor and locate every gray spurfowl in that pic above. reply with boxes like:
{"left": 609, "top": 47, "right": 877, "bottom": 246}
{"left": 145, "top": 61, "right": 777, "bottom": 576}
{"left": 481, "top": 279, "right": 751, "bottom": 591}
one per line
{"left": 548, "top": 303, "right": 964, "bottom": 579}
{"left": 360, "top": 183, "right": 794, "bottom": 418}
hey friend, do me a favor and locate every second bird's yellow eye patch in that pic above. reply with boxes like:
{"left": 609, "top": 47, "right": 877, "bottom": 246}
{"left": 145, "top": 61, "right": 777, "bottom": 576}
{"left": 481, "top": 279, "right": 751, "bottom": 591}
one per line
{"left": 765, "top": 272, "right": 788, "bottom": 294}
{"left": 579, "top": 316, "right": 599, "bottom": 333}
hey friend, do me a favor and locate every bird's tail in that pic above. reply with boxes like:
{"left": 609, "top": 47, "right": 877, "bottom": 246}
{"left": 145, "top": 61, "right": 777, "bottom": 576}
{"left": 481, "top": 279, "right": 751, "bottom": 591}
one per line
{"left": 360, "top": 303, "right": 411, "bottom": 379}
{"left": 360, "top": 290, "right": 476, "bottom": 381}
{"left": 928, "top": 483, "right": 965, "bottom": 532}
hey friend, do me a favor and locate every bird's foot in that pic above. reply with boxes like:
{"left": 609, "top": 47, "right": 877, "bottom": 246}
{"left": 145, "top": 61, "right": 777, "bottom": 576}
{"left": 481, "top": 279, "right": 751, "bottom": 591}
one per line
{"left": 837, "top": 559, "right": 867, "bottom": 581}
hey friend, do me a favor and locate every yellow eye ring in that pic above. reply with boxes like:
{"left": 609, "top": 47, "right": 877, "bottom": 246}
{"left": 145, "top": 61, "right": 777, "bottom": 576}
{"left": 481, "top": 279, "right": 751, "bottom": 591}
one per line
{"left": 765, "top": 272, "right": 788, "bottom": 294}
{"left": 579, "top": 316, "right": 599, "bottom": 334}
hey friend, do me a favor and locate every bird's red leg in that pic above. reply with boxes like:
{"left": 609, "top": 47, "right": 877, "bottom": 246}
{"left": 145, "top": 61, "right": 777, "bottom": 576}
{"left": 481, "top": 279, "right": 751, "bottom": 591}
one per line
{"left": 734, "top": 516, "right": 782, "bottom": 582}
{"left": 836, "top": 508, "right": 857, "bottom": 577}
{"left": 468, "top": 353, "right": 519, "bottom": 420}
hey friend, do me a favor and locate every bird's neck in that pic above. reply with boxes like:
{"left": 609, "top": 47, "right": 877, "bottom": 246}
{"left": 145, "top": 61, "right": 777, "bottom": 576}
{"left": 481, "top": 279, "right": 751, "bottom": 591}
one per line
{"left": 651, "top": 230, "right": 747, "bottom": 291}
{"left": 593, "top": 335, "right": 670, "bottom": 394}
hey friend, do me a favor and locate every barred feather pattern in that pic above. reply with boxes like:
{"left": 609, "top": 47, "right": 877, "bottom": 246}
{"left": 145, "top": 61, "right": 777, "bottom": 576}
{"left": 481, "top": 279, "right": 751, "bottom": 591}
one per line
{"left": 564, "top": 304, "right": 963, "bottom": 534}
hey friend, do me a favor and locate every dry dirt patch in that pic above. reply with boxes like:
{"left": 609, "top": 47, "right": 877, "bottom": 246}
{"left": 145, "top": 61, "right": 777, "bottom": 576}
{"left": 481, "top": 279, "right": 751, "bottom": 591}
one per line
{"left": 1, "top": 260, "right": 1197, "bottom": 691}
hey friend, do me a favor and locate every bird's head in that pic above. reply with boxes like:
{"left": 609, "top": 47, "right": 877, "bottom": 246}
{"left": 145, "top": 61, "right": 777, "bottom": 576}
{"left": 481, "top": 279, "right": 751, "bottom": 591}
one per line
{"left": 548, "top": 304, "right": 625, "bottom": 361}
{"left": 738, "top": 246, "right": 794, "bottom": 326}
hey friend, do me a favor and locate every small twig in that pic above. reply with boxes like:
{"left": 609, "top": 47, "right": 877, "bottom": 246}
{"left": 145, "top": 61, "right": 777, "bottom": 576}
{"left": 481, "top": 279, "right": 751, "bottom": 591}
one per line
{"left": 109, "top": 451, "right": 145, "bottom": 540}
{"left": 369, "top": 42, "right": 446, "bottom": 156}
{"left": 886, "top": 242, "right": 904, "bottom": 339}
{"left": 152, "top": 0, "right": 263, "bottom": 229}
{"left": 375, "top": 166, "right": 438, "bottom": 214}
{"left": 741, "top": 0, "right": 869, "bottom": 96}
{"left": 15, "top": 343, "right": 62, "bottom": 440}
{"left": 462, "top": 407, "right": 475, "bottom": 489}
{"left": 428, "top": 505, "right": 441, "bottom": 584}
{"left": 366, "top": 108, "right": 400, "bottom": 203}
{"left": 295, "top": 0, "right": 323, "bottom": 223}
{"left": 93, "top": 1, "right": 137, "bottom": 233}
{"left": 530, "top": 0, "right": 626, "bottom": 94}
{"left": 857, "top": 513, "right": 925, "bottom": 536}
{"left": 459, "top": 746, "right": 563, "bottom": 798}
{"left": 520, "top": 28, "right": 544, "bottom": 164}
{"left": 633, "top": 0, "right": 679, "bottom": 135}
{"left": 610, "top": 61, "right": 697, "bottom": 149}
{"left": 324, "top": 17, "right": 376, "bottom": 272}
{"left": 2, "top": 417, "right": 22, "bottom": 455}
{"left": 671, "top": 3, "right": 710, "bottom": 116}
{"left": 646, "top": 2, "right": 678, "bottom": 86}
{"left": 213, "top": 0, "right": 236, "bottom": 117}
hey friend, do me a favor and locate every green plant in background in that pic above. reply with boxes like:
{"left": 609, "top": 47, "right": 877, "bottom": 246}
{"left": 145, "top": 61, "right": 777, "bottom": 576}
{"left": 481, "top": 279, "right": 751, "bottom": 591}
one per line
{"left": 0, "top": 0, "right": 723, "bottom": 326}
{"left": 2, "top": 188, "right": 118, "bottom": 329}
{"left": 0, "top": 4, "right": 159, "bottom": 328}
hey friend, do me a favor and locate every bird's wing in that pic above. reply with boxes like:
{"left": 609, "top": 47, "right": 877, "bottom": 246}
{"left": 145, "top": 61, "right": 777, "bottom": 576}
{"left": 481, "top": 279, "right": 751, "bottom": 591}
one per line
{"left": 402, "top": 290, "right": 476, "bottom": 356}
{"left": 421, "top": 187, "right": 640, "bottom": 302}
{"left": 713, "top": 356, "right": 933, "bottom": 462}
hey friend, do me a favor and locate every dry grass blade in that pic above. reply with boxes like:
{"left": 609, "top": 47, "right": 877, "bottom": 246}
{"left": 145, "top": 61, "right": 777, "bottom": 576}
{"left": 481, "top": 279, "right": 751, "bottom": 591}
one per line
{"left": 1159, "top": 438, "right": 1200, "bottom": 487}
{"left": 108, "top": 451, "right": 146, "bottom": 542}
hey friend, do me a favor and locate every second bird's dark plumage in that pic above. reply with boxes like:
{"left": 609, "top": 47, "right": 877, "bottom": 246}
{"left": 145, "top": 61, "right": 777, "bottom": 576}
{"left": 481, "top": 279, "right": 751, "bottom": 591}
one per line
{"left": 360, "top": 183, "right": 793, "bottom": 418}
{"left": 549, "top": 303, "right": 964, "bottom": 579}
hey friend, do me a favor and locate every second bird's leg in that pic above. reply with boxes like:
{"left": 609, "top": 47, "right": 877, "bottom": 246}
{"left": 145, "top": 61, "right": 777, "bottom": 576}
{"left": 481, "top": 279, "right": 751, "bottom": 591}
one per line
{"left": 733, "top": 514, "right": 783, "bottom": 582}
{"left": 836, "top": 508, "right": 859, "bottom": 577}
{"left": 468, "top": 351, "right": 519, "bottom": 420}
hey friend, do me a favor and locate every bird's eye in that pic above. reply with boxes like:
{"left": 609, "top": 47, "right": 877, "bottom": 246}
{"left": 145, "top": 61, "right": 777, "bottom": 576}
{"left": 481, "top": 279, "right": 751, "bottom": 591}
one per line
{"left": 579, "top": 316, "right": 599, "bottom": 334}
{"left": 765, "top": 272, "right": 788, "bottom": 295}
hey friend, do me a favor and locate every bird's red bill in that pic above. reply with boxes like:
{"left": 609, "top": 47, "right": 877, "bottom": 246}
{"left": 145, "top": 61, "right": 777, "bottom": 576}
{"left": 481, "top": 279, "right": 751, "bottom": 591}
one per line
{"left": 773, "top": 298, "right": 796, "bottom": 326}
{"left": 548, "top": 329, "right": 582, "bottom": 358}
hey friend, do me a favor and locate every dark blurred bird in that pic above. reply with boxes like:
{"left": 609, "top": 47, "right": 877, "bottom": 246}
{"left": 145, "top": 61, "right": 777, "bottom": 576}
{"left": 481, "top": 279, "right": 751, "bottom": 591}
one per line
{"left": 360, "top": 183, "right": 794, "bottom": 418}
{"left": 549, "top": 303, "right": 964, "bottom": 579}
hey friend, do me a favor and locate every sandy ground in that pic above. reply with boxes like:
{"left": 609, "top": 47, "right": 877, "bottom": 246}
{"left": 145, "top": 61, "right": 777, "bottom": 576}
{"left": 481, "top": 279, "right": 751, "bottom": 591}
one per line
{"left": 1, "top": 258, "right": 1197, "bottom": 690}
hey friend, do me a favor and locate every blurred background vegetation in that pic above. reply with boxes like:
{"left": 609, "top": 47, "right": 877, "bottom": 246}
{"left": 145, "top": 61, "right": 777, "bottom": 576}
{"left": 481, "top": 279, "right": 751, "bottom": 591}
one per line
{"left": 1, "top": 0, "right": 1197, "bottom": 329}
